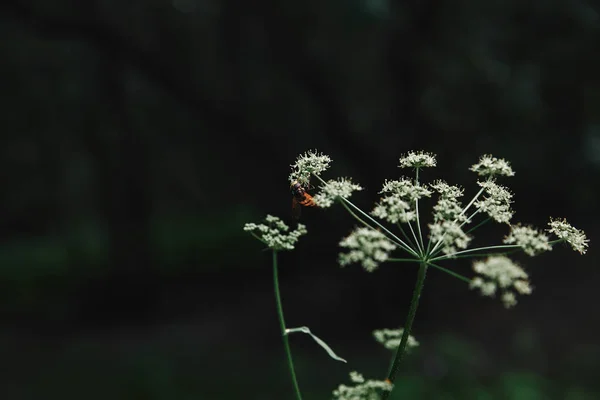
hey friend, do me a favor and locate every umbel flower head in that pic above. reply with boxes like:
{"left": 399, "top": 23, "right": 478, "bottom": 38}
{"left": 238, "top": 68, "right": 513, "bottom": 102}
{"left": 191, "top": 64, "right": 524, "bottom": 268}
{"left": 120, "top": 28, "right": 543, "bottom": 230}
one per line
{"left": 548, "top": 217, "right": 589, "bottom": 254}
{"left": 371, "top": 178, "right": 431, "bottom": 224}
{"left": 289, "top": 149, "right": 332, "bottom": 186}
{"left": 470, "top": 154, "right": 515, "bottom": 178}
{"left": 474, "top": 180, "right": 514, "bottom": 224}
{"left": 373, "top": 328, "right": 419, "bottom": 352}
{"left": 332, "top": 371, "right": 392, "bottom": 400}
{"left": 339, "top": 228, "right": 397, "bottom": 272}
{"left": 313, "top": 177, "right": 363, "bottom": 208}
{"left": 398, "top": 150, "right": 437, "bottom": 169}
{"left": 503, "top": 224, "right": 552, "bottom": 256}
{"left": 244, "top": 215, "right": 307, "bottom": 251}
{"left": 470, "top": 256, "right": 532, "bottom": 308}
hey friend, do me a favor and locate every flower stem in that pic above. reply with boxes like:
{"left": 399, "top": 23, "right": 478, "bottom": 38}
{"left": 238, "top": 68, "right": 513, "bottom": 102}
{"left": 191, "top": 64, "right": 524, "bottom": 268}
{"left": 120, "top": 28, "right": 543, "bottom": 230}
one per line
{"left": 382, "top": 262, "right": 428, "bottom": 399}
{"left": 272, "top": 251, "right": 303, "bottom": 400}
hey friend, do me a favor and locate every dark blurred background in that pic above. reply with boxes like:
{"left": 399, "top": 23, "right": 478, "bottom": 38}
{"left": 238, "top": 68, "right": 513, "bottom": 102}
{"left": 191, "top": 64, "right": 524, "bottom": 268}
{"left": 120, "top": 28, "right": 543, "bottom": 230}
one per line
{"left": 1, "top": 0, "right": 599, "bottom": 399}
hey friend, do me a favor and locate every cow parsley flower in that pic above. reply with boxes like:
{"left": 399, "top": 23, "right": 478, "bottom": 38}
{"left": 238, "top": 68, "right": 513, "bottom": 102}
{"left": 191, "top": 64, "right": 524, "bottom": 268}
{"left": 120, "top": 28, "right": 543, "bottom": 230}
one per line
{"left": 371, "top": 195, "right": 416, "bottom": 224}
{"left": 430, "top": 180, "right": 466, "bottom": 223}
{"left": 380, "top": 178, "right": 432, "bottom": 201}
{"left": 429, "top": 220, "right": 471, "bottom": 256}
{"left": 244, "top": 215, "right": 307, "bottom": 251}
{"left": 373, "top": 328, "right": 419, "bottom": 351}
{"left": 398, "top": 151, "right": 437, "bottom": 169}
{"left": 474, "top": 180, "right": 514, "bottom": 224}
{"left": 503, "top": 224, "right": 552, "bottom": 256}
{"left": 332, "top": 372, "right": 392, "bottom": 400}
{"left": 470, "top": 154, "right": 515, "bottom": 178}
{"left": 547, "top": 218, "right": 589, "bottom": 254}
{"left": 470, "top": 256, "right": 532, "bottom": 308}
{"left": 313, "top": 177, "right": 363, "bottom": 208}
{"left": 339, "top": 228, "right": 397, "bottom": 272}
{"left": 289, "top": 149, "right": 332, "bottom": 186}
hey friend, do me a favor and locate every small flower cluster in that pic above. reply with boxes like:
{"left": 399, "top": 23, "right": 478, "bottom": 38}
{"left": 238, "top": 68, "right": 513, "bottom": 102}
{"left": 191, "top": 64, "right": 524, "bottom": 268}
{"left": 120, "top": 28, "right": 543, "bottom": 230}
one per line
{"left": 243, "top": 215, "right": 307, "bottom": 251}
{"left": 289, "top": 149, "right": 332, "bottom": 186}
{"left": 371, "top": 178, "right": 431, "bottom": 224}
{"left": 314, "top": 178, "right": 363, "bottom": 208}
{"left": 503, "top": 225, "right": 552, "bottom": 256}
{"left": 470, "top": 256, "right": 532, "bottom": 308}
{"left": 469, "top": 154, "right": 515, "bottom": 178}
{"left": 332, "top": 372, "right": 392, "bottom": 400}
{"left": 339, "top": 228, "right": 397, "bottom": 272}
{"left": 548, "top": 217, "right": 589, "bottom": 254}
{"left": 399, "top": 151, "right": 437, "bottom": 169}
{"left": 474, "top": 180, "right": 514, "bottom": 224}
{"left": 373, "top": 328, "right": 419, "bottom": 351}
{"left": 428, "top": 180, "right": 470, "bottom": 256}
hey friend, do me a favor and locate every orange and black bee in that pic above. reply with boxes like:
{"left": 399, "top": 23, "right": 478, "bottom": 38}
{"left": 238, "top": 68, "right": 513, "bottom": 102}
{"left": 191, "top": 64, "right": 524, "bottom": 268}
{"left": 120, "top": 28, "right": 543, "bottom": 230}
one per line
{"left": 290, "top": 180, "right": 316, "bottom": 220}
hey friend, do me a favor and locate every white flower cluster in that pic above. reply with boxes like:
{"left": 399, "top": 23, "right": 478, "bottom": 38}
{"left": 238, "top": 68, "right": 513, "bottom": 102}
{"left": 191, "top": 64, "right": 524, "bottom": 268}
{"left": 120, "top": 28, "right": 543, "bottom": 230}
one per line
{"left": 373, "top": 328, "right": 419, "bottom": 351}
{"left": 332, "top": 372, "right": 392, "bottom": 400}
{"left": 429, "top": 220, "right": 471, "bottom": 257}
{"left": 243, "top": 215, "right": 307, "bottom": 251}
{"left": 474, "top": 180, "right": 514, "bottom": 224}
{"left": 289, "top": 149, "right": 332, "bottom": 186}
{"left": 339, "top": 228, "right": 397, "bottom": 272}
{"left": 398, "top": 151, "right": 437, "bottom": 169}
{"left": 548, "top": 217, "right": 589, "bottom": 254}
{"left": 313, "top": 177, "right": 363, "bottom": 208}
{"left": 427, "top": 180, "right": 471, "bottom": 256}
{"left": 470, "top": 256, "right": 532, "bottom": 308}
{"left": 503, "top": 224, "right": 552, "bottom": 256}
{"left": 470, "top": 154, "right": 515, "bottom": 178}
{"left": 371, "top": 178, "right": 431, "bottom": 224}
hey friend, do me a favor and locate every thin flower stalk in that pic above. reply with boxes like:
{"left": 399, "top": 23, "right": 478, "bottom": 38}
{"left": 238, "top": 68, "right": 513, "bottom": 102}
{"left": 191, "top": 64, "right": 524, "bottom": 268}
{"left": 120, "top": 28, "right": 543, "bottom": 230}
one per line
{"left": 272, "top": 251, "right": 303, "bottom": 400}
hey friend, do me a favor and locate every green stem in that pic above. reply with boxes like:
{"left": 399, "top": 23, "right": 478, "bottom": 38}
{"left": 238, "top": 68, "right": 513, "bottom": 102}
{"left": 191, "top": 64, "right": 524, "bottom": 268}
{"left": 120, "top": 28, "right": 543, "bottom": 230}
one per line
{"left": 383, "top": 262, "right": 428, "bottom": 399}
{"left": 426, "top": 262, "right": 471, "bottom": 283}
{"left": 272, "top": 251, "right": 303, "bottom": 400}
{"left": 428, "top": 244, "right": 521, "bottom": 262}
{"left": 414, "top": 169, "right": 425, "bottom": 254}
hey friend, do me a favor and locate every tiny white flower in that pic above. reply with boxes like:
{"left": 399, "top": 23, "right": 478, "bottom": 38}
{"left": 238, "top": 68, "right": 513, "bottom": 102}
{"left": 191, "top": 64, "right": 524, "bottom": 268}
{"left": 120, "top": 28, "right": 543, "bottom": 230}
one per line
{"left": 373, "top": 328, "right": 419, "bottom": 351}
{"left": 429, "top": 220, "right": 471, "bottom": 256}
{"left": 338, "top": 228, "right": 397, "bottom": 272}
{"left": 333, "top": 372, "right": 393, "bottom": 400}
{"left": 547, "top": 217, "right": 589, "bottom": 255}
{"left": 289, "top": 149, "right": 332, "bottom": 186}
{"left": 503, "top": 224, "right": 552, "bottom": 256}
{"left": 244, "top": 215, "right": 307, "bottom": 251}
{"left": 349, "top": 371, "right": 365, "bottom": 384}
{"left": 398, "top": 150, "right": 437, "bottom": 169}
{"left": 470, "top": 154, "right": 515, "bottom": 178}
{"left": 313, "top": 177, "right": 363, "bottom": 208}
{"left": 501, "top": 292, "right": 517, "bottom": 308}
{"left": 475, "top": 180, "right": 514, "bottom": 224}
{"left": 470, "top": 256, "right": 532, "bottom": 308}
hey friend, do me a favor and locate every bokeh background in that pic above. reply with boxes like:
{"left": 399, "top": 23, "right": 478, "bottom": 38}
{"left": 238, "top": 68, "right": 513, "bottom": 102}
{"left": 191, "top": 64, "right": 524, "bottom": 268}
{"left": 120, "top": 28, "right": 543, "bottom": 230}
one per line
{"left": 1, "top": 1, "right": 599, "bottom": 399}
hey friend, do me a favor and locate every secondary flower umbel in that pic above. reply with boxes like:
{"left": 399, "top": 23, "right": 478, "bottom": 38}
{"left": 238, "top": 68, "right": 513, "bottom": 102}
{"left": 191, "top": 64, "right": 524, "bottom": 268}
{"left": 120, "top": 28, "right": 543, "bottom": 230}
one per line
{"left": 548, "top": 217, "right": 589, "bottom": 254}
{"left": 470, "top": 256, "right": 532, "bottom": 308}
{"left": 399, "top": 151, "right": 437, "bottom": 169}
{"left": 339, "top": 227, "right": 397, "bottom": 272}
{"left": 470, "top": 154, "right": 515, "bottom": 178}
{"left": 503, "top": 224, "right": 552, "bottom": 256}
{"left": 332, "top": 371, "right": 392, "bottom": 400}
{"left": 289, "top": 149, "right": 332, "bottom": 186}
{"left": 244, "top": 215, "right": 307, "bottom": 251}
{"left": 373, "top": 328, "right": 419, "bottom": 352}
{"left": 313, "top": 177, "right": 363, "bottom": 208}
